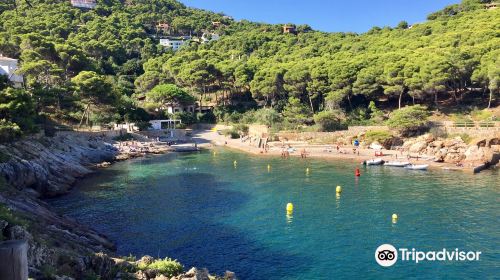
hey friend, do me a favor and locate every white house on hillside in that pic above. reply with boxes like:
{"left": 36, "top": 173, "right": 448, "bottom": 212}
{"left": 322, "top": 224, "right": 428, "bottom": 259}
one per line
{"left": 162, "top": 102, "right": 195, "bottom": 114}
{"left": 71, "top": 0, "right": 97, "bottom": 9}
{"left": 201, "top": 33, "right": 220, "bottom": 44}
{"left": 0, "top": 56, "right": 23, "bottom": 88}
{"left": 159, "top": 36, "right": 191, "bottom": 51}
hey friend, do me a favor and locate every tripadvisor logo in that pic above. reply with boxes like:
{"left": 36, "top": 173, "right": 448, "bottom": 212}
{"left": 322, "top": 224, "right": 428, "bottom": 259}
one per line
{"left": 375, "top": 244, "right": 398, "bottom": 267}
{"left": 375, "top": 244, "right": 481, "bottom": 267}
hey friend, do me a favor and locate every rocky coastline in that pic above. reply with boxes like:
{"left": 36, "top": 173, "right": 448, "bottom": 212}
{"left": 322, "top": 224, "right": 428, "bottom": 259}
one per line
{"left": 0, "top": 132, "right": 232, "bottom": 280}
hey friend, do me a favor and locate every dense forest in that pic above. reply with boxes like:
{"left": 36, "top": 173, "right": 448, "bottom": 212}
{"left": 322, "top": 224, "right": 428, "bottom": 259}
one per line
{"left": 0, "top": 0, "right": 498, "bottom": 140}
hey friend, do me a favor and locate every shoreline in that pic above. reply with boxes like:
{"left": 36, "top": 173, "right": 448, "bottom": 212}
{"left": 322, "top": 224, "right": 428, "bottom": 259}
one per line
{"left": 193, "top": 130, "right": 474, "bottom": 173}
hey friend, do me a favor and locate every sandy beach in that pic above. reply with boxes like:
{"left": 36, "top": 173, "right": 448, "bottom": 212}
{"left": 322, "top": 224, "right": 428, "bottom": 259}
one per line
{"left": 193, "top": 129, "right": 470, "bottom": 172}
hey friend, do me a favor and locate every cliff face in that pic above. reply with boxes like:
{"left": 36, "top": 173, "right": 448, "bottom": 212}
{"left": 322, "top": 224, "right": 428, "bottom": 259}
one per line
{"left": 0, "top": 132, "right": 119, "bottom": 278}
{"left": 0, "top": 133, "right": 118, "bottom": 198}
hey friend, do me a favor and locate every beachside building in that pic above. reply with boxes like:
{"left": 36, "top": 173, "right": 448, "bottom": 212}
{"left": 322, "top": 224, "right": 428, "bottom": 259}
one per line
{"left": 163, "top": 102, "right": 196, "bottom": 114}
{"left": 149, "top": 119, "right": 182, "bottom": 130}
{"left": 0, "top": 55, "right": 23, "bottom": 88}
{"left": 70, "top": 0, "right": 97, "bottom": 9}
{"left": 159, "top": 36, "right": 191, "bottom": 51}
{"left": 283, "top": 24, "right": 297, "bottom": 34}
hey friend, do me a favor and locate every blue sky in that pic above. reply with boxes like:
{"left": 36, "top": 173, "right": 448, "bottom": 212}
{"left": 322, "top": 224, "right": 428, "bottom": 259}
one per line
{"left": 180, "top": 0, "right": 460, "bottom": 33}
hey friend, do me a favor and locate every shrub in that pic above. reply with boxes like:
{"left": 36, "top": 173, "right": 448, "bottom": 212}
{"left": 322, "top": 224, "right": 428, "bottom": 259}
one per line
{"left": 365, "top": 130, "right": 393, "bottom": 144}
{"left": 386, "top": 105, "right": 430, "bottom": 136}
{"left": 0, "top": 203, "right": 28, "bottom": 228}
{"left": 221, "top": 128, "right": 240, "bottom": 139}
{"left": 197, "top": 111, "right": 216, "bottom": 123}
{"left": 138, "top": 258, "right": 183, "bottom": 277}
{"left": 313, "top": 110, "right": 346, "bottom": 132}
{"left": 449, "top": 133, "right": 472, "bottom": 144}
{"left": 470, "top": 108, "right": 493, "bottom": 121}
{"left": 135, "top": 121, "right": 152, "bottom": 131}
{"left": 0, "top": 120, "right": 22, "bottom": 143}
{"left": 173, "top": 112, "right": 197, "bottom": 126}
{"left": 254, "top": 108, "right": 281, "bottom": 127}
{"left": 226, "top": 111, "right": 243, "bottom": 123}
{"left": 240, "top": 110, "right": 257, "bottom": 124}
{"left": 233, "top": 124, "right": 249, "bottom": 135}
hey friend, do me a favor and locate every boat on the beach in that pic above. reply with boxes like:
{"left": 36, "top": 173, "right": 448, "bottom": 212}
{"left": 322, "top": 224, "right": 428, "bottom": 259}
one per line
{"left": 364, "top": 158, "right": 384, "bottom": 165}
{"left": 404, "top": 164, "right": 429, "bottom": 170}
{"left": 384, "top": 161, "right": 411, "bottom": 167}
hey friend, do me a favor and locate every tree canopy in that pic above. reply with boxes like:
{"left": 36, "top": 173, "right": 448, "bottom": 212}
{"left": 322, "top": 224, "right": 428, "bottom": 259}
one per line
{"left": 0, "top": 0, "right": 498, "bottom": 138}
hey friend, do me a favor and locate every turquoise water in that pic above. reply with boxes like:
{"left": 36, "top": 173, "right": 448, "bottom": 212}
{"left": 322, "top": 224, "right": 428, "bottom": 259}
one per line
{"left": 49, "top": 149, "right": 500, "bottom": 279}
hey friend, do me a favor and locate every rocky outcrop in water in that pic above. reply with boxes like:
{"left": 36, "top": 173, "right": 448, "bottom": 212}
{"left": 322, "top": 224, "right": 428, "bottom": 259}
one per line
{"left": 0, "top": 132, "right": 233, "bottom": 279}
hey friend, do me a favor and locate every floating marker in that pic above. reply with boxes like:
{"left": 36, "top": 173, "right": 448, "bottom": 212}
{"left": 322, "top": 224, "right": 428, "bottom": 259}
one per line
{"left": 355, "top": 168, "right": 361, "bottom": 177}
{"left": 392, "top": 213, "right": 398, "bottom": 223}
{"left": 286, "top": 203, "right": 294, "bottom": 214}
{"left": 306, "top": 167, "right": 310, "bottom": 175}
{"left": 213, "top": 151, "right": 216, "bottom": 156}
{"left": 336, "top": 186, "right": 342, "bottom": 194}
{"left": 233, "top": 160, "right": 237, "bottom": 167}
{"left": 267, "top": 164, "right": 271, "bottom": 171}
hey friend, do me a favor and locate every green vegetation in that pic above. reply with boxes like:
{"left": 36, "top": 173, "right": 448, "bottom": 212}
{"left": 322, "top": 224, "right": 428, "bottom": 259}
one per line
{"left": 449, "top": 133, "right": 473, "bottom": 144}
{"left": 365, "top": 130, "right": 393, "bottom": 144}
{"left": 137, "top": 258, "right": 183, "bottom": 277}
{"left": 313, "top": 110, "right": 347, "bottom": 132}
{"left": 0, "top": 203, "right": 28, "bottom": 230}
{"left": 0, "top": 0, "right": 498, "bottom": 138}
{"left": 386, "top": 105, "right": 430, "bottom": 136}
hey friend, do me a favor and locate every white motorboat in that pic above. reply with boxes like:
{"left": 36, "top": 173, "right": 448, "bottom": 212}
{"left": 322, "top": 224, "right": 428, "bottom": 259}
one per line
{"left": 384, "top": 161, "right": 411, "bottom": 167}
{"left": 364, "top": 158, "right": 384, "bottom": 165}
{"left": 404, "top": 164, "right": 429, "bottom": 170}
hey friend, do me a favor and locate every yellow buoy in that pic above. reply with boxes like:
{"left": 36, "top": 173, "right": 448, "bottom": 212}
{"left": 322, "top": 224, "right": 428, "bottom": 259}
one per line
{"left": 392, "top": 213, "right": 398, "bottom": 222}
{"left": 233, "top": 160, "right": 237, "bottom": 167}
{"left": 286, "top": 203, "right": 294, "bottom": 214}
{"left": 213, "top": 151, "right": 216, "bottom": 156}
{"left": 336, "top": 186, "right": 342, "bottom": 193}
{"left": 267, "top": 164, "right": 271, "bottom": 171}
{"left": 306, "top": 168, "right": 310, "bottom": 175}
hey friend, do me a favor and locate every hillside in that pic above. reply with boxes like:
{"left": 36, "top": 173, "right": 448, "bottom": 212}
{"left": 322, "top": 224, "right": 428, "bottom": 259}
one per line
{"left": 0, "top": 0, "right": 498, "bottom": 139}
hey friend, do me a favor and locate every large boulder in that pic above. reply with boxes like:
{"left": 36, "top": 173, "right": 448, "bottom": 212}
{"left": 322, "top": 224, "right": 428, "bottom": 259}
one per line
{"left": 464, "top": 146, "right": 495, "bottom": 165}
{"left": 409, "top": 141, "right": 428, "bottom": 153}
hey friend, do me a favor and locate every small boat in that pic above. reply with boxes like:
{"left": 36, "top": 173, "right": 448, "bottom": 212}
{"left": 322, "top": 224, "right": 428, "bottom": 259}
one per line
{"left": 364, "top": 158, "right": 384, "bottom": 165}
{"left": 384, "top": 161, "right": 410, "bottom": 167}
{"left": 171, "top": 144, "right": 200, "bottom": 152}
{"left": 404, "top": 164, "right": 429, "bottom": 170}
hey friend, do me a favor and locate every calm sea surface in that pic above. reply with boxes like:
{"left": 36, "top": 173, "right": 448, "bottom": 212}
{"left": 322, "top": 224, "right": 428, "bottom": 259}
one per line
{"left": 48, "top": 148, "right": 500, "bottom": 279}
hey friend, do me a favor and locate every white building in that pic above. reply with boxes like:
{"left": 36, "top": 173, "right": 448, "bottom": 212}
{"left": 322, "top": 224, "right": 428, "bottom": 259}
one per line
{"left": 159, "top": 37, "right": 190, "bottom": 51}
{"left": 0, "top": 56, "right": 23, "bottom": 88}
{"left": 70, "top": 0, "right": 97, "bottom": 9}
{"left": 149, "top": 119, "right": 182, "bottom": 130}
{"left": 201, "top": 33, "right": 220, "bottom": 44}
{"left": 164, "top": 103, "right": 195, "bottom": 114}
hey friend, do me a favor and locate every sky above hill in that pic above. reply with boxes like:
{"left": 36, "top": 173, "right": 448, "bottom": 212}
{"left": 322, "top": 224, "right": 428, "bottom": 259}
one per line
{"left": 180, "top": 0, "right": 460, "bottom": 33}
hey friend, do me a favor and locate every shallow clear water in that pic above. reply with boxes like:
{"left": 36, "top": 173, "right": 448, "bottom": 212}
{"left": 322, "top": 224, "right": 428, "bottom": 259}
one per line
{"left": 49, "top": 148, "right": 500, "bottom": 279}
